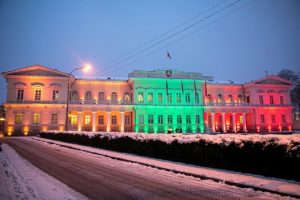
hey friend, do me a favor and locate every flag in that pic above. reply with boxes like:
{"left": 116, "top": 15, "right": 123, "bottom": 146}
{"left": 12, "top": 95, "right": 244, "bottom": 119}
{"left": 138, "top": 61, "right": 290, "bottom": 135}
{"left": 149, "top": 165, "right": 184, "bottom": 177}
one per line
{"left": 167, "top": 51, "right": 172, "bottom": 60}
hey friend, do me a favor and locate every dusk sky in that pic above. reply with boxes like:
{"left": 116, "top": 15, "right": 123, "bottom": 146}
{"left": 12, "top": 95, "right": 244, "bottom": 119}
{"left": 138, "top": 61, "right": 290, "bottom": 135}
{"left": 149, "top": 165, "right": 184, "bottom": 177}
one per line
{"left": 0, "top": 0, "right": 299, "bottom": 103}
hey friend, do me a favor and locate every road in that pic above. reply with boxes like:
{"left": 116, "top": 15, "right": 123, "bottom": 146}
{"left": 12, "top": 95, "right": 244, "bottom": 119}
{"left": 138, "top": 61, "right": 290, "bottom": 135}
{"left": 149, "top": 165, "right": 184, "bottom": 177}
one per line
{"left": 3, "top": 137, "right": 286, "bottom": 200}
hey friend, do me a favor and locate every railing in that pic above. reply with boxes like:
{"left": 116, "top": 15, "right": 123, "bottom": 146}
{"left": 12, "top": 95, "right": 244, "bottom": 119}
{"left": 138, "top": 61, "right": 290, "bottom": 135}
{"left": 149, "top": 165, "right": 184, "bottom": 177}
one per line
{"left": 204, "top": 102, "right": 291, "bottom": 107}
{"left": 7, "top": 100, "right": 67, "bottom": 104}
{"left": 70, "top": 100, "right": 133, "bottom": 105}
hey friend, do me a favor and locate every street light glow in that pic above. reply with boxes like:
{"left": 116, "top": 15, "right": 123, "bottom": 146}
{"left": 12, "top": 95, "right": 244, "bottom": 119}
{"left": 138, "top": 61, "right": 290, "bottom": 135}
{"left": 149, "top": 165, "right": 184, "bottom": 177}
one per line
{"left": 82, "top": 64, "right": 91, "bottom": 73}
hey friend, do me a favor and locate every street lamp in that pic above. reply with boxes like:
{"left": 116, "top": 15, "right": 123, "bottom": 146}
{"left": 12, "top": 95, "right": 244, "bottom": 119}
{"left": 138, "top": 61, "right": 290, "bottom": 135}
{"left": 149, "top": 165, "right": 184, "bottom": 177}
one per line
{"left": 65, "top": 64, "right": 91, "bottom": 132}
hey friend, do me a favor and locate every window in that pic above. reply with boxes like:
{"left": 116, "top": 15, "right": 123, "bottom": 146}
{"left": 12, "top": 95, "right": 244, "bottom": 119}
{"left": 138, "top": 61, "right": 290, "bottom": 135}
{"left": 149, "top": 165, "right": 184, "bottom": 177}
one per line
{"left": 51, "top": 114, "right": 58, "bottom": 124}
{"left": 71, "top": 91, "right": 79, "bottom": 100}
{"left": 207, "top": 94, "right": 212, "bottom": 103}
{"left": 98, "top": 92, "right": 104, "bottom": 102}
{"left": 196, "top": 115, "right": 200, "bottom": 124}
{"left": 148, "top": 92, "right": 153, "bottom": 102}
{"left": 125, "top": 116, "right": 130, "bottom": 125}
{"left": 71, "top": 115, "right": 77, "bottom": 125}
{"left": 260, "top": 115, "right": 265, "bottom": 124}
{"left": 17, "top": 89, "right": 24, "bottom": 100}
{"left": 158, "top": 115, "right": 163, "bottom": 124}
{"left": 124, "top": 93, "right": 130, "bottom": 103}
{"left": 246, "top": 96, "right": 250, "bottom": 103}
{"left": 167, "top": 93, "right": 172, "bottom": 102}
{"left": 185, "top": 93, "right": 191, "bottom": 103}
{"left": 239, "top": 116, "right": 243, "bottom": 124}
{"left": 259, "top": 95, "right": 264, "bottom": 105}
{"left": 237, "top": 95, "right": 243, "bottom": 103}
{"left": 280, "top": 96, "right": 284, "bottom": 105}
{"left": 167, "top": 115, "right": 172, "bottom": 124}
{"left": 195, "top": 93, "right": 199, "bottom": 103}
{"left": 138, "top": 115, "right": 144, "bottom": 124}
{"left": 85, "top": 91, "right": 92, "bottom": 101}
{"left": 177, "top": 115, "right": 182, "bottom": 124}
{"left": 158, "top": 93, "right": 163, "bottom": 102}
{"left": 228, "top": 95, "right": 233, "bottom": 103}
{"left": 176, "top": 93, "right": 181, "bottom": 103}
{"left": 34, "top": 90, "right": 41, "bottom": 100}
{"left": 281, "top": 115, "right": 286, "bottom": 123}
{"left": 217, "top": 94, "right": 222, "bottom": 104}
{"left": 111, "top": 116, "right": 117, "bottom": 125}
{"left": 33, "top": 113, "right": 40, "bottom": 124}
{"left": 98, "top": 116, "right": 104, "bottom": 124}
{"left": 271, "top": 115, "right": 275, "bottom": 123}
{"left": 85, "top": 115, "right": 91, "bottom": 125}
{"left": 15, "top": 113, "right": 23, "bottom": 124}
{"left": 111, "top": 92, "right": 117, "bottom": 102}
{"left": 52, "top": 90, "right": 59, "bottom": 101}
{"left": 148, "top": 115, "right": 154, "bottom": 124}
{"left": 186, "top": 115, "right": 191, "bottom": 124}
{"left": 138, "top": 92, "right": 144, "bottom": 102}
{"left": 270, "top": 96, "right": 274, "bottom": 105}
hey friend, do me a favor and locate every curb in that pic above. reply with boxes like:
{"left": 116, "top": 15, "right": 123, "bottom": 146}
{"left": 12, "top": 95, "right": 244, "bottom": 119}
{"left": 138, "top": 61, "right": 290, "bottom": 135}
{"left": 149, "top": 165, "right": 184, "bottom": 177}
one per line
{"left": 32, "top": 137, "right": 300, "bottom": 199}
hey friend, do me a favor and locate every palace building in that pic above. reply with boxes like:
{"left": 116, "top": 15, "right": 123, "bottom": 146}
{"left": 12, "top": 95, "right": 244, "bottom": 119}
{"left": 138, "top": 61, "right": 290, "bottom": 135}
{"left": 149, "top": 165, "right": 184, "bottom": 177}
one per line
{"left": 1, "top": 65, "right": 294, "bottom": 136}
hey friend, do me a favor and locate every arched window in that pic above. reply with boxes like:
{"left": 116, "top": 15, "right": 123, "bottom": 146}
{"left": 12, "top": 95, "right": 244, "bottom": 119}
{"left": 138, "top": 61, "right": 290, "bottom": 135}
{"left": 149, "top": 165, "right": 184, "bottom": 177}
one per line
{"left": 124, "top": 92, "right": 130, "bottom": 103}
{"left": 85, "top": 91, "right": 92, "bottom": 101}
{"left": 111, "top": 92, "right": 117, "bottom": 102}
{"left": 217, "top": 94, "right": 222, "bottom": 104}
{"left": 71, "top": 91, "right": 79, "bottom": 100}
{"left": 98, "top": 92, "right": 104, "bottom": 102}
{"left": 138, "top": 92, "right": 144, "bottom": 102}
{"left": 228, "top": 95, "right": 233, "bottom": 103}
{"left": 238, "top": 95, "right": 243, "bottom": 103}
{"left": 207, "top": 94, "right": 212, "bottom": 103}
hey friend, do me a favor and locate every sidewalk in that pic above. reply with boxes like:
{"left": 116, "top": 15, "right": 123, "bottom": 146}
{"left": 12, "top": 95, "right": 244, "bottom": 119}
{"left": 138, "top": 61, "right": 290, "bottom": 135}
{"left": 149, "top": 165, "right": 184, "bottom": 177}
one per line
{"left": 31, "top": 136, "right": 300, "bottom": 198}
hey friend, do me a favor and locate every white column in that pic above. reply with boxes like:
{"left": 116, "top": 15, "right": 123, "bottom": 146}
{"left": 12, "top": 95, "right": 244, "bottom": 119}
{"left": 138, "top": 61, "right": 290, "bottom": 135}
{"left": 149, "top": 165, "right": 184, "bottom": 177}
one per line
{"left": 211, "top": 113, "right": 215, "bottom": 133}
{"left": 120, "top": 112, "right": 125, "bottom": 132}
{"left": 92, "top": 112, "right": 96, "bottom": 132}
{"left": 232, "top": 113, "right": 236, "bottom": 133}
{"left": 106, "top": 112, "right": 111, "bottom": 132}
{"left": 222, "top": 112, "right": 226, "bottom": 133}
{"left": 77, "top": 112, "right": 82, "bottom": 132}
{"left": 243, "top": 113, "right": 247, "bottom": 132}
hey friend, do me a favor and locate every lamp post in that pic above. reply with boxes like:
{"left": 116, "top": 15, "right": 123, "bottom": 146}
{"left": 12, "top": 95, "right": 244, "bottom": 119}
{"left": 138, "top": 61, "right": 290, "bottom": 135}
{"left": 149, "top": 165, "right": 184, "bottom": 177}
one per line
{"left": 65, "top": 64, "right": 91, "bottom": 132}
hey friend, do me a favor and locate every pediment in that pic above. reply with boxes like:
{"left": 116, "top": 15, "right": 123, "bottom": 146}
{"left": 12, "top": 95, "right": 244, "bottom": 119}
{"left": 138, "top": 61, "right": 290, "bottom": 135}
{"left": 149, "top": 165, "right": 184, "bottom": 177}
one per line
{"left": 249, "top": 75, "right": 292, "bottom": 86}
{"left": 2, "top": 65, "right": 69, "bottom": 77}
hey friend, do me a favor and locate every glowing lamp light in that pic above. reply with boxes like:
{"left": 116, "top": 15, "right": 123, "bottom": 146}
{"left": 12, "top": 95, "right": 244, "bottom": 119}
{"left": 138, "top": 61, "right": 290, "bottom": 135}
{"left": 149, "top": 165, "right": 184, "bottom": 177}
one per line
{"left": 288, "top": 125, "right": 292, "bottom": 131}
{"left": 82, "top": 64, "right": 91, "bottom": 73}
{"left": 268, "top": 125, "right": 271, "bottom": 132}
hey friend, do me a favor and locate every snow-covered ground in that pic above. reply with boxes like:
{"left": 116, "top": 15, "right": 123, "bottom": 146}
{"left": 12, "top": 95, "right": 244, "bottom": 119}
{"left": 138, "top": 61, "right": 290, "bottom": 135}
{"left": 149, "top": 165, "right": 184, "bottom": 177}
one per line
{"left": 0, "top": 143, "right": 89, "bottom": 200}
{"left": 34, "top": 136, "right": 300, "bottom": 198}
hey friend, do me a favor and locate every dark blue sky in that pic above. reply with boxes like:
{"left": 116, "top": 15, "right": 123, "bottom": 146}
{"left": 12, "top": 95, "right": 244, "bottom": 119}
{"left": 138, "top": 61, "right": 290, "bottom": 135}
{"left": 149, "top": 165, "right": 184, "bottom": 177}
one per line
{"left": 0, "top": 0, "right": 299, "bottom": 103}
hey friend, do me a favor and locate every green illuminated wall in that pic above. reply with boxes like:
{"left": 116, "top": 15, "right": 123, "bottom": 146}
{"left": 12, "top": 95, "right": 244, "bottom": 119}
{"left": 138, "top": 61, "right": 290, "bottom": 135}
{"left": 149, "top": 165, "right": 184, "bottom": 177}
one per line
{"left": 131, "top": 77, "right": 205, "bottom": 134}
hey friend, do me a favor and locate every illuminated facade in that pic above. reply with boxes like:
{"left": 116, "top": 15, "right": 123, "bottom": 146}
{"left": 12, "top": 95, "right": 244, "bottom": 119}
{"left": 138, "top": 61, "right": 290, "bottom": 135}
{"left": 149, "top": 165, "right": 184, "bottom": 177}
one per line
{"left": 2, "top": 65, "right": 293, "bottom": 135}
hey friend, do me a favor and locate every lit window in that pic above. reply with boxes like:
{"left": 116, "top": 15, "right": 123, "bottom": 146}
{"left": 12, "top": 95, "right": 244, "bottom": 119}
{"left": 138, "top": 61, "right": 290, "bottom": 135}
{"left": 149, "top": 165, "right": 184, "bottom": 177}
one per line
{"left": 167, "top": 93, "right": 172, "bottom": 102}
{"left": 207, "top": 94, "right": 212, "bottom": 103}
{"left": 177, "top": 115, "right": 182, "bottom": 124}
{"left": 125, "top": 116, "right": 130, "bottom": 125}
{"left": 217, "top": 94, "right": 222, "bottom": 104}
{"left": 260, "top": 115, "right": 265, "bottom": 124}
{"left": 98, "top": 116, "right": 104, "bottom": 124}
{"left": 111, "top": 116, "right": 117, "bottom": 125}
{"left": 138, "top": 92, "right": 144, "bottom": 102}
{"left": 158, "top": 115, "right": 163, "bottom": 124}
{"left": 15, "top": 113, "right": 23, "bottom": 124}
{"left": 167, "top": 115, "right": 172, "bottom": 124}
{"left": 33, "top": 113, "right": 40, "bottom": 124}
{"left": 281, "top": 115, "right": 286, "bottom": 123}
{"left": 185, "top": 93, "right": 191, "bottom": 103}
{"left": 228, "top": 95, "right": 233, "bottom": 103}
{"left": 259, "top": 95, "right": 264, "bottom": 105}
{"left": 85, "top": 115, "right": 91, "bottom": 125}
{"left": 52, "top": 90, "right": 59, "bottom": 100}
{"left": 186, "top": 115, "right": 191, "bottom": 124}
{"left": 17, "top": 89, "right": 24, "bottom": 100}
{"left": 71, "top": 115, "right": 77, "bottom": 125}
{"left": 158, "top": 93, "right": 163, "bottom": 102}
{"left": 239, "top": 115, "right": 243, "bottom": 124}
{"left": 51, "top": 114, "right": 58, "bottom": 124}
{"left": 176, "top": 93, "right": 181, "bottom": 103}
{"left": 148, "top": 115, "right": 153, "bottom": 124}
{"left": 270, "top": 96, "right": 274, "bottom": 105}
{"left": 148, "top": 92, "right": 153, "bottom": 102}
{"left": 271, "top": 115, "right": 275, "bottom": 123}
{"left": 98, "top": 92, "right": 104, "bottom": 102}
{"left": 237, "top": 95, "right": 242, "bottom": 103}
{"left": 34, "top": 90, "right": 41, "bottom": 101}
{"left": 124, "top": 93, "right": 130, "bottom": 103}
